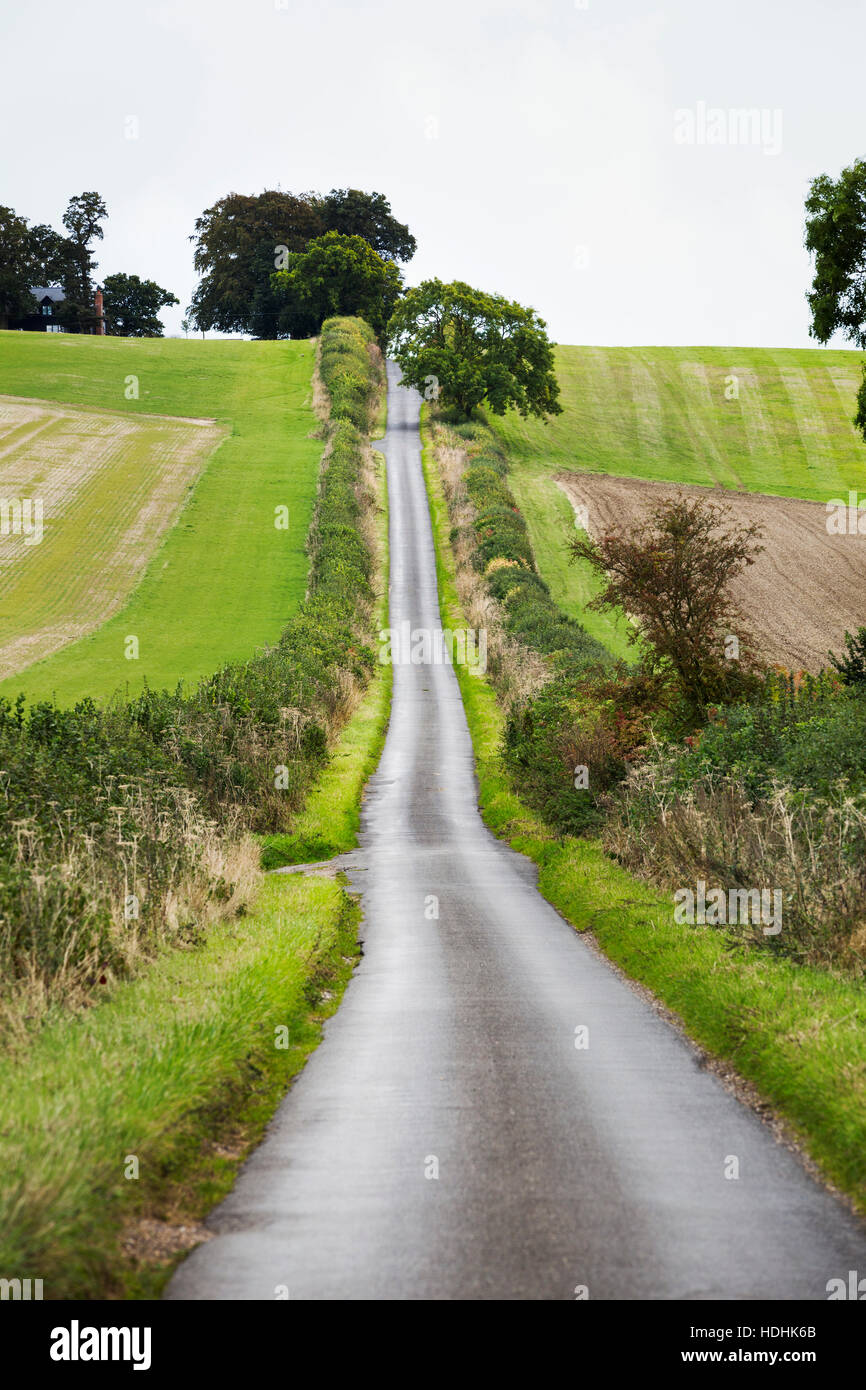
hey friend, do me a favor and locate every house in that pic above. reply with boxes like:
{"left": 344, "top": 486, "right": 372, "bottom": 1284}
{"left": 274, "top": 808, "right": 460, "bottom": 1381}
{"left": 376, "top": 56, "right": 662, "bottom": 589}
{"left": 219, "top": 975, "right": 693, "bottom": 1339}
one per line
{"left": 10, "top": 285, "right": 106, "bottom": 334}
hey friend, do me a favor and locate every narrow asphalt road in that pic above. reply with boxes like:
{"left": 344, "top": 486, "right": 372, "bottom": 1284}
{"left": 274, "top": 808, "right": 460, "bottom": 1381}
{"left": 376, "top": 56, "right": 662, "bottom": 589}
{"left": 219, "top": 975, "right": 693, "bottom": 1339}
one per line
{"left": 168, "top": 362, "right": 866, "bottom": 1300}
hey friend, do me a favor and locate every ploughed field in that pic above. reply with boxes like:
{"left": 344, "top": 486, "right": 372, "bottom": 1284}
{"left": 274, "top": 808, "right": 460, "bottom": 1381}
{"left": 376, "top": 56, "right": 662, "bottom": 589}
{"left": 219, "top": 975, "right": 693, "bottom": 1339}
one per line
{"left": 489, "top": 345, "right": 866, "bottom": 665}
{"left": 558, "top": 471, "right": 866, "bottom": 671}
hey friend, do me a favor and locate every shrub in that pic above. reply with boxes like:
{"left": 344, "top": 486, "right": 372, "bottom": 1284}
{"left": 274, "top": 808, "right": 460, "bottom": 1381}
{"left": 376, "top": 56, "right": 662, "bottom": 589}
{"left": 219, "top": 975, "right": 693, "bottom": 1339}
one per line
{"left": 602, "top": 673, "right": 866, "bottom": 970}
{"left": 829, "top": 626, "right": 866, "bottom": 686}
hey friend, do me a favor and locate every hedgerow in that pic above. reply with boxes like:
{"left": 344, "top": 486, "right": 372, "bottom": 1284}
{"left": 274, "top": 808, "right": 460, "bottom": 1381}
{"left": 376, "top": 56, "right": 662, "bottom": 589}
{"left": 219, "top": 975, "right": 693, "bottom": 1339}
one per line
{"left": 429, "top": 409, "right": 620, "bottom": 831}
{"left": 0, "top": 316, "right": 382, "bottom": 1029}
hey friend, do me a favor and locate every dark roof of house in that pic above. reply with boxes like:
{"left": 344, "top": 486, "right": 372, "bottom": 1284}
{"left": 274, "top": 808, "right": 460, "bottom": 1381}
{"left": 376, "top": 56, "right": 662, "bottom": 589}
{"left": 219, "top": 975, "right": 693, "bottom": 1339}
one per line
{"left": 30, "top": 286, "right": 66, "bottom": 304}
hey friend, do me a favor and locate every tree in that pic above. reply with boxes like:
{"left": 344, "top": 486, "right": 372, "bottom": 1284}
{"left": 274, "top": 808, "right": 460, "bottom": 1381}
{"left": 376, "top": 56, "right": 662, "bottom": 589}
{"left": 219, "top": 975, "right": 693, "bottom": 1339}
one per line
{"left": 60, "top": 190, "right": 107, "bottom": 307}
{"left": 804, "top": 159, "right": 866, "bottom": 439}
{"left": 569, "top": 495, "right": 765, "bottom": 720}
{"left": 0, "top": 206, "right": 36, "bottom": 328}
{"left": 317, "top": 189, "right": 416, "bottom": 262}
{"left": 188, "top": 190, "right": 323, "bottom": 335}
{"left": 102, "top": 273, "right": 179, "bottom": 336}
{"left": 59, "top": 191, "right": 107, "bottom": 330}
{"left": 249, "top": 239, "right": 318, "bottom": 340}
{"left": 387, "top": 279, "right": 562, "bottom": 419}
{"left": 274, "top": 231, "right": 403, "bottom": 338}
{"left": 187, "top": 188, "right": 416, "bottom": 337}
{"left": 805, "top": 160, "right": 866, "bottom": 348}
{"left": 25, "top": 222, "right": 71, "bottom": 287}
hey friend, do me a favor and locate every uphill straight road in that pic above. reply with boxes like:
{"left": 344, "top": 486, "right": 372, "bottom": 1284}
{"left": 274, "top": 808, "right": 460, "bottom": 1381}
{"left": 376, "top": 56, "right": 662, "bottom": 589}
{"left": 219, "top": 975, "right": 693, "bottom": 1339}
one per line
{"left": 168, "top": 363, "right": 866, "bottom": 1300}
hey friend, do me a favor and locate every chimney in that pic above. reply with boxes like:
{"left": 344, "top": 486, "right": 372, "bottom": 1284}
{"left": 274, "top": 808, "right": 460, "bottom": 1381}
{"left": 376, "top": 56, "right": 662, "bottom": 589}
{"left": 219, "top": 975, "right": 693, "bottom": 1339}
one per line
{"left": 94, "top": 287, "right": 105, "bottom": 335}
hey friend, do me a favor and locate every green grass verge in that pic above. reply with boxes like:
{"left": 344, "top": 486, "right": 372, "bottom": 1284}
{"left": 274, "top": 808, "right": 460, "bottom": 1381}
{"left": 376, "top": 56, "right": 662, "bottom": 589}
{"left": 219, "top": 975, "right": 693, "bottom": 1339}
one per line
{"left": 0, "top": 332, "right": 323, "bottom": 705}
{"left": 421, "top": 405, "right": 866, "bottom": 1214}
{"left": 0, "top": 872, "right": 359, "bottom": 1299}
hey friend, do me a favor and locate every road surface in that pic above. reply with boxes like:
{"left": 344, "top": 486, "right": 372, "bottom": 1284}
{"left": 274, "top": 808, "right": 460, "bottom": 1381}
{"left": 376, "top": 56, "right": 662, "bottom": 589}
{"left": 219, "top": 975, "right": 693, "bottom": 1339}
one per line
{"left": 168, "top": 362, "right": 866, "bottom": 1300}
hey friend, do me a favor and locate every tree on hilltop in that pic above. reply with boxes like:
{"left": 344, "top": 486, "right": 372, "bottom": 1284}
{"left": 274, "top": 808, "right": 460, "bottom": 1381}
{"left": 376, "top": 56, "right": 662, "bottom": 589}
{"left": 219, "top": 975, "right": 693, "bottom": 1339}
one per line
{"left": 318, "top": 189, "right": 416, "bottom": 263}
{"left": 272, "top": 232, "right": 402, "bottom": 338}
{"left": 387, "top": 279, "right": 562, "bottom": 420}
{"left": 102, "top": 273, "right": 179, "bottom": 336}
{"left": 804, "top": 159, "right": 866, "bottom": 439}
{"left": 188, "top": 188, "right": 416, "bottom": 336}
{"left": 59, "top": 191, "right": 108, "bottom": 329}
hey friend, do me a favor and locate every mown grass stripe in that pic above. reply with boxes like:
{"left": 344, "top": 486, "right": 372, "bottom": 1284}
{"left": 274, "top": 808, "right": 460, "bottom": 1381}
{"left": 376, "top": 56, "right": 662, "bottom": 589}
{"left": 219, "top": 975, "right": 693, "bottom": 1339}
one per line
{"left": 0, "top": 333, "right": 323, "bottom": 704}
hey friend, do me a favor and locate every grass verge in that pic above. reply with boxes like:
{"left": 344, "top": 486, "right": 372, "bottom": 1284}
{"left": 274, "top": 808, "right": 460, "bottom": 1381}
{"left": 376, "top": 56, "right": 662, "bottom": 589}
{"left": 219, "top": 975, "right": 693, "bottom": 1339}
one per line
{"left": 0, "top": 872, "right": 360, "bottom": 1299}
{"left": 421, "top": 406, "right": 866, "bottom": 1215}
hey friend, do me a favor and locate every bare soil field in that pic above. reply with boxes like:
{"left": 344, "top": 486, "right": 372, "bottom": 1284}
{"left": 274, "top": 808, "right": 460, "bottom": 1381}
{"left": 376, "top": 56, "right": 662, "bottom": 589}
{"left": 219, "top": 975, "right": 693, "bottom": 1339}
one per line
{"left": 0, "top": 395, "right": 225, "bottom": 680}
{"left": 556, "top": 470, "right": 866, "bottom": 671}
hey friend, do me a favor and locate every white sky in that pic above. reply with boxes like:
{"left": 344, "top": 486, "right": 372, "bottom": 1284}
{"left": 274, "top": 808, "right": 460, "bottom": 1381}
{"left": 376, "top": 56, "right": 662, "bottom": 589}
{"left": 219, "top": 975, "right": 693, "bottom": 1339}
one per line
{"left": 1, "top": 0, "right": 863, "bottom": 347}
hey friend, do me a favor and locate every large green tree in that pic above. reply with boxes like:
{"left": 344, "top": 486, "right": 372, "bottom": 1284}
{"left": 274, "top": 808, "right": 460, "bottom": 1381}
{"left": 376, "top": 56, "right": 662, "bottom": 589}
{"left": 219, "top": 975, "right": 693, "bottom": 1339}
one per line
{"left": 804, "top": 159, "right": 866, "bottom": 437}
{"left": 26, "top": 222, "right": 72, "bottom": 286}
{"left": 318, "top": 189, "right": 416, "bottom": 263}
{"left": 189, "top": 190, "right": 322, "bottom": 335}
{"left": 59, "top": 191, "right": 107, "bottom": 328}
{"left": 102, "top": 273, "right": 179, "bottom": 336}
{"left": 188, "top": 188, "right": 416, "bottom": 336}
{"left": 273, "top": 231, "right": 403, "bottom": 338}
{"left": 387, "top": 279, "right": 562, "bottom": 419}
{"left": 0, "top": 206, "right": 36, "bottom": 328}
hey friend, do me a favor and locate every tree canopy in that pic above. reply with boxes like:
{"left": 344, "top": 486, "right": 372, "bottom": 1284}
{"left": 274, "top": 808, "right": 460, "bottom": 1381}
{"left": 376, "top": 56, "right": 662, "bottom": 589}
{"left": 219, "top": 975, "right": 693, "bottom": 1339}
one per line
{"left": 0, "top": 206, "right": 36, "bottom": 328}
{"left": 59, "top": 191, "right": 107, "bottom": 327}
{"left": 805, "top": 159, "right": 866, "bottom": 349}
{"left": 102, "top": 273, "right": 179, "bottom": 337}
{"left": 188, "top": 187, "right": 416, "bottom": 337}
{"left": 387, "top": 279, "right": 562, "bottom": 419}
{"left": 319, "top": 189, "right": 416, "bottom": 262}
{"left": 189, "top": 191, "right": 323, "bottom": 335}
{"left": 273, "top": 232, "right": 402, "bottom": 339}
{"left": 0, "top": 195, "right": 105, "bottom": 330}
{"left": 804, "top": 159, "right": 866, "bottom": 440}
{"left": 26, "top": 222, "right": 70, "bottom": 286}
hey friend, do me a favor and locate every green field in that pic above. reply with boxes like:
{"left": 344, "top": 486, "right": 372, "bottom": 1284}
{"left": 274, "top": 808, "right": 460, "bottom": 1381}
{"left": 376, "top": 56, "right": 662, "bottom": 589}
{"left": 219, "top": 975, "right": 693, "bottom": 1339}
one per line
{"left": 488, "top": 345, "right": 866, "bottom": 658}
{"left": 0, "top": 332, "right": 322, "bottom": 705}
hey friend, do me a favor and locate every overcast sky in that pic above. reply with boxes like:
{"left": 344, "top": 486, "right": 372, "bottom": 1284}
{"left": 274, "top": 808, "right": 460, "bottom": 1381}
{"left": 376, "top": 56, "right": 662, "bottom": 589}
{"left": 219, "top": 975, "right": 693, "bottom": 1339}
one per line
{"left": 2, "top": 0, "right": 863, "bottom": 347}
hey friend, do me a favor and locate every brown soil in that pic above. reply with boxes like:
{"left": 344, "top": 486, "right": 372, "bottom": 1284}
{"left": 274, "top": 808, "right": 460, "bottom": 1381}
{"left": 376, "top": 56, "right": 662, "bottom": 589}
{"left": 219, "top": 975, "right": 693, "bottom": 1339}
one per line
{"left": 556, "top": 471, "right": 866, "bottom": 671}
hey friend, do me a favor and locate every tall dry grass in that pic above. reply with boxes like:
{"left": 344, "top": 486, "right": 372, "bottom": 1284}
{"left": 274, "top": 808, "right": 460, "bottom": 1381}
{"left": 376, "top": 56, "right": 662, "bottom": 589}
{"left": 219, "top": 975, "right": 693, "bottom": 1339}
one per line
{"left": 605, "top": 758, "right": 866, "bottom": 969}
{"left": 0, "top": 777, "right": 261, "bottom": 1039}
{"left": 430, "top": 422, "right": 550, "bottom": 708}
